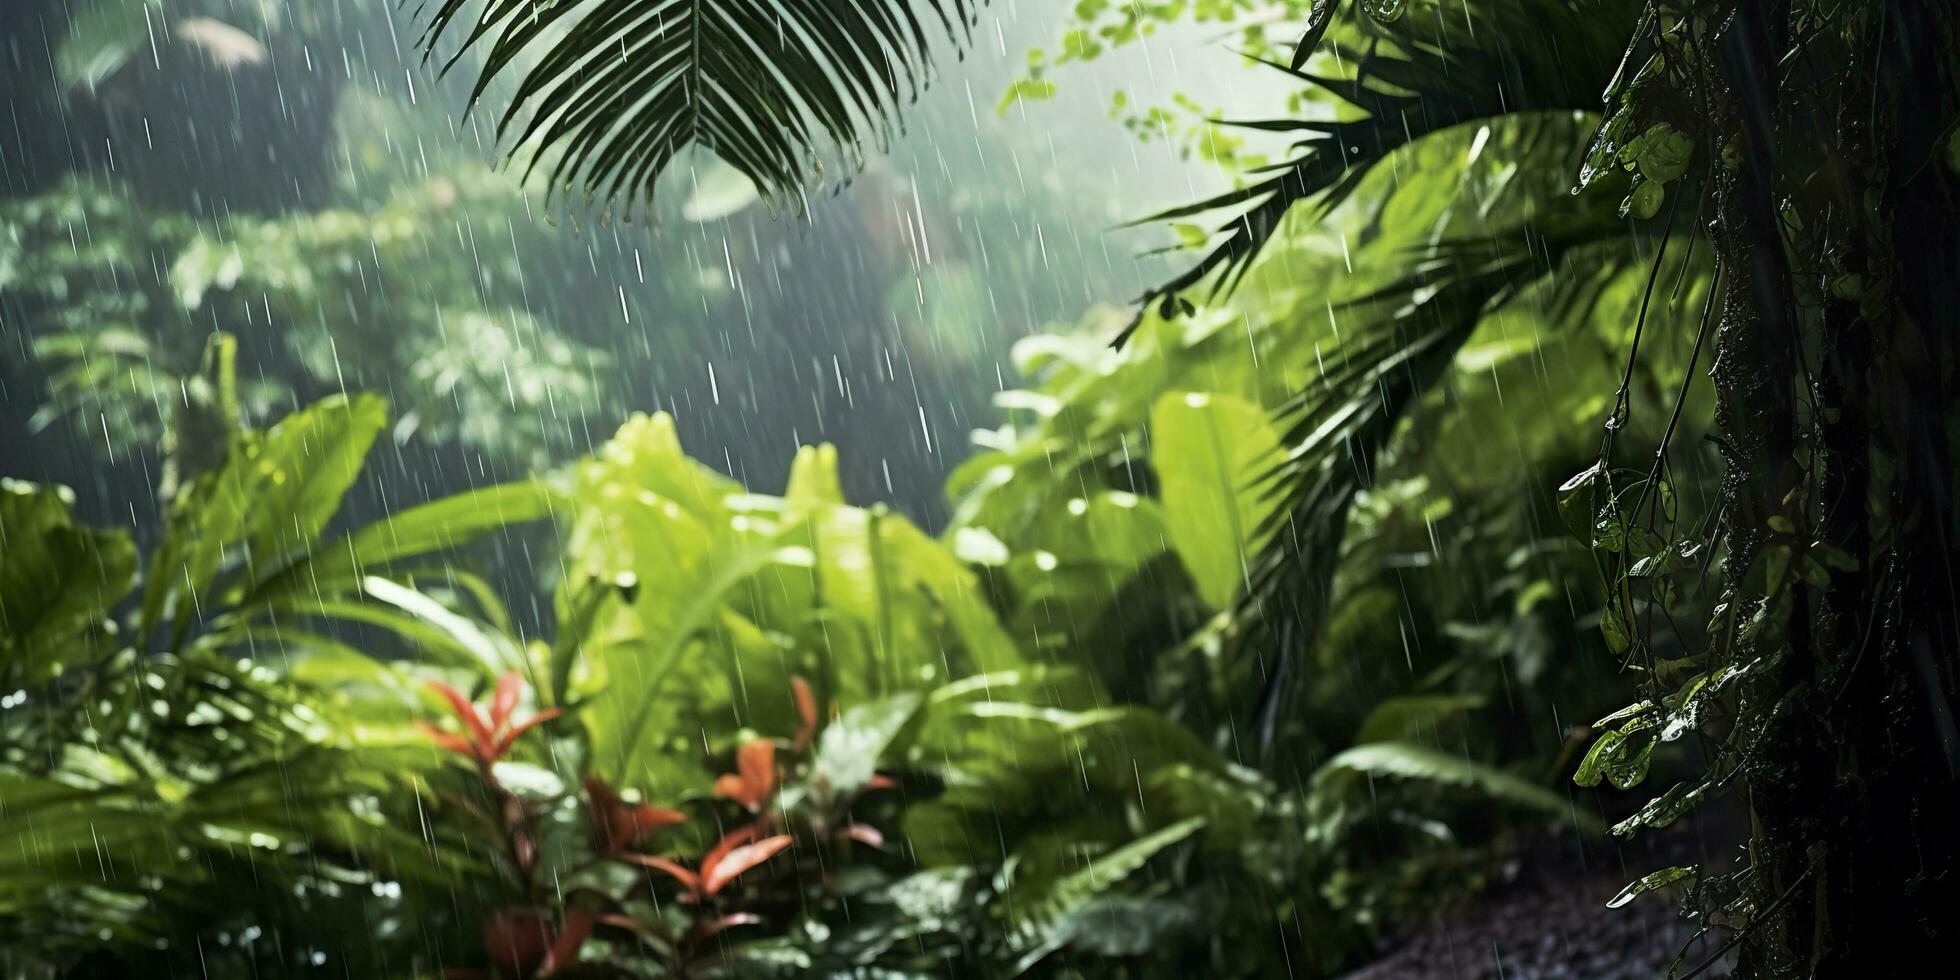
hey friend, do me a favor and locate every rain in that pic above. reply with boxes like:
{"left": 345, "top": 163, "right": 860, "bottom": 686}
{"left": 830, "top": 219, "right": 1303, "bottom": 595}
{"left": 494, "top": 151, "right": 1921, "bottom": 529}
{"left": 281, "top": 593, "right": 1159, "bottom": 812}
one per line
{"left": 4, "top": 1, "right": 1958, "bottom": 978}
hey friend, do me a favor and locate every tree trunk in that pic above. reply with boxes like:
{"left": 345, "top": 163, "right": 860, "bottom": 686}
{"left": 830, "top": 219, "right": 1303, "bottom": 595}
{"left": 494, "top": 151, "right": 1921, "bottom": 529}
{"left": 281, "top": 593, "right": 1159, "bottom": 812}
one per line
{"left": 1706, "top": 1, "right": 1960, "bottom": 973}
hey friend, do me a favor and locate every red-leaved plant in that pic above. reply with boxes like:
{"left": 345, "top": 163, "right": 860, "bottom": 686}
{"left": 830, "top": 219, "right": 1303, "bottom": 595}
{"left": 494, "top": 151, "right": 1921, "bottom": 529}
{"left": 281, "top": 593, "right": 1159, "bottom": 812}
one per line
{"left": 425, "top": 673, "right": 901, "bottom": 977}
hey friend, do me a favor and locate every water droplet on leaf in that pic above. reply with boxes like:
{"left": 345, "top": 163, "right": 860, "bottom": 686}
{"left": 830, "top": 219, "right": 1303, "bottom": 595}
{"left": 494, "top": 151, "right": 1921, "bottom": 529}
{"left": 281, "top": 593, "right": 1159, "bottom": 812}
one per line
{"left": 1361, "top": 0, "right": 1408, "bottom": 24}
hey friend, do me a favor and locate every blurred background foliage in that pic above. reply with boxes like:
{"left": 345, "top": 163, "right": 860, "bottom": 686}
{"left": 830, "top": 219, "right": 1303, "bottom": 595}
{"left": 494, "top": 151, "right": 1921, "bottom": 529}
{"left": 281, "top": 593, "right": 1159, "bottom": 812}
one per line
{"left": 2, "top": 0, "right": 1733, "bottom": 978}
{"left": 3, "top": 0, "right": 1213, "bottom": 521}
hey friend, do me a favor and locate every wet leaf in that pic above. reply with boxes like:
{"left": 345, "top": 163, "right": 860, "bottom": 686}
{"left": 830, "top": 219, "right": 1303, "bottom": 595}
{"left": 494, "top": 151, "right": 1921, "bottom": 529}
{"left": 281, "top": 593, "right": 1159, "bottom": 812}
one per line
{"left": 1606, "top": 866, "right": 1696, "bottom": 908}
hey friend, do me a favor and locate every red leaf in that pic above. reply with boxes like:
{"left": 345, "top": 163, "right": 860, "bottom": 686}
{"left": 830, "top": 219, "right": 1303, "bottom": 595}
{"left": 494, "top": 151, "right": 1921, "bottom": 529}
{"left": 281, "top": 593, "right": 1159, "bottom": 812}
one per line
{"left": 702, "top": 834, "right": 793, "bottom": 896}
{"left": 494, "top": 707, "right": 561, "bottom": 757}
{"left": 429, "top": 680, "right": 493, "bottom": 750}
{"left": 512, "top": 827, "right": 537, "bottom": 874}
{"left": 584, "top": 776, "right": 686, "bottom": 853}
{"left": 619, "top": 853, "right": 699, "bottom": 895}
{"left": 595, "top": 912, "right": 665, "bottom": 939}
{"left": 700, "top": 824, "right": 762, "bottom": 873}
{"left": 482, "top": 908, "right": 551, "bottom": 976}
{"left": 417, "top": 722, "right": 477, "bottom": 758}
{"left": 491, "top": 671, "right": 524, "bottom": 731}
{"left": 541, "top": 907, "right": 596, "bottom": 974}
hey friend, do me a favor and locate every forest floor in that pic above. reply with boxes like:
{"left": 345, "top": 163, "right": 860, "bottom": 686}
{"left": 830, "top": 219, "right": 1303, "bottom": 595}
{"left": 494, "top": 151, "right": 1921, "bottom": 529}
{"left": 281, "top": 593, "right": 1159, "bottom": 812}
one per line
{"left": 1342, "top": 817, "right": 1739, "bottom": 980}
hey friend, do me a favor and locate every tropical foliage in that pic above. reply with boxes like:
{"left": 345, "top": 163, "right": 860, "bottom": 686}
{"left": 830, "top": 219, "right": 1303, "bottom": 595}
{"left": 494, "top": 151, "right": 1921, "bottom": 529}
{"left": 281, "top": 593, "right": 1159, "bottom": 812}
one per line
{"left": 0, "top": 337, "right": 557, "bottom": 975}
{"left": 0, "top": 168, "right": 612, "bottom": 469}
{"left": 1010, "top": 0, "right": 1960, "bottom": 971}
{"left": 5, "top": 352, "right": 1598, "bottom": 976}
{"left": 410, "top": 0, "right": 986, "bottom": 207}
{"left": 6, "top": 0, "right": 1956, "bottom": 976}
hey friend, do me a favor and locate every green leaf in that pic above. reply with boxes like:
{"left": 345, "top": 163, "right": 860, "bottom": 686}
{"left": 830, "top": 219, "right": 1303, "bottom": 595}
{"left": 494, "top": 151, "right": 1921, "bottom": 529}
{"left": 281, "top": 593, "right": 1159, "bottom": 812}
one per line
{"left": 1631, "top": 123, "right": 1693, "bottom": 183}
{"left": 1289, "top": 0, "right": 1342, "bottom": 70}
{"left": 1601, "top": 601, "right": 1634, "bottom": 654}
{"left": 1622, "top": 179, "right": 1664, "bottom": 220}
{"left": 1557, "top": 462, "right": 1605, "bottom": 540}
{"left": 997, "top": 79, "right": 1059, "bottom": 114}
{"left": 0, "top": 480, "right": 136, "bottom": 680}
{"left": 1606, "top": 865, "right": 1695, "bottom": 908}
{"left": 142, "top": 392, "right": 388, "bottom": 644}
{"left": 1574, "top": 718, "right": 1657, "bottom": 790}
{"left": 53, "top": 0, "right": 157, "bottom": 93}
{"left": 810, "top": 691, "right": 927, "bottom": 796}
{"left": 1354, "top": 694, "right": 1487, "bottom": 744}
{"left": 586, "top": 534, "right": 802, "bottom": 782}
{"left": 785, "top": 443, "right": 848, "bottom": 506}
{"left": 999, "top": 817, "right": 1206, "bottom": 966}
{"left": 1151, "top": 391, "right": 1284, "bottom": 608}
{"left": 1317, "top": 742, "right": 1576, "bottom": 821}
{"left": 1611, "top": 779, "right": 1711, "bottom": 837}
{"left": 258, "top": 480, "right": 559, "bottom": 600}
{"left": 563, "top": 412, "right": 1024, "bottom": 794}
{"left": 359, "top": 576, "right": 525, "bottom": 679}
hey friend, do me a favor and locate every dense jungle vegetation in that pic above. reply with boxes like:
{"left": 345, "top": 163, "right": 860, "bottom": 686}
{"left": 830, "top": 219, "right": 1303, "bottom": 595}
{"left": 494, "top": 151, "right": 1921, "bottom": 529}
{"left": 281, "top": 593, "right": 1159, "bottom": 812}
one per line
{"left": 2, "top": 1, "right": 1955, "bottom": 977}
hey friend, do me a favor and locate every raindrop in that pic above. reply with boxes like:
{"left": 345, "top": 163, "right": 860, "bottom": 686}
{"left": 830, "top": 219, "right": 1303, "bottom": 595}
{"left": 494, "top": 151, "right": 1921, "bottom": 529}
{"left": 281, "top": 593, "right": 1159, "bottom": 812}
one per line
{"left": 1361, "top": 0, "right": 1409, "bottom": 24}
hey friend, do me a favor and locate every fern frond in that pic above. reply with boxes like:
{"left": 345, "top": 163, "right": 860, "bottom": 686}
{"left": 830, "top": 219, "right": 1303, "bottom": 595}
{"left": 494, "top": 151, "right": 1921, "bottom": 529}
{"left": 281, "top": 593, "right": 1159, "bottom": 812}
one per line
{"left": 999, "top": 817, "right": 1207, "bottom": 971}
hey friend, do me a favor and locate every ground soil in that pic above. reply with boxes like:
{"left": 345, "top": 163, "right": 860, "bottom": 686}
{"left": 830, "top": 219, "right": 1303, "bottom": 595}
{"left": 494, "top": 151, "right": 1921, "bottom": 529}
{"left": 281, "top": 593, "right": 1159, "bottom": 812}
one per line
{"left": 1341, "top": 819, "right": 1738, "bottom": 980}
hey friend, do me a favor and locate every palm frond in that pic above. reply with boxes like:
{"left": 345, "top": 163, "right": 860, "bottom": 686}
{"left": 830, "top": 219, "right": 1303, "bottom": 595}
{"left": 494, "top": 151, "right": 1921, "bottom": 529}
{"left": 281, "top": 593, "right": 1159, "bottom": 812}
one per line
{"left": 1124, "top": 0, "right": 1641, "bottom": 340}
{"left": 1241, "top": 208, "right": 1636, "bottom": 751}
{"left": 409, "top": 0, "right": 983, "bottom": 208}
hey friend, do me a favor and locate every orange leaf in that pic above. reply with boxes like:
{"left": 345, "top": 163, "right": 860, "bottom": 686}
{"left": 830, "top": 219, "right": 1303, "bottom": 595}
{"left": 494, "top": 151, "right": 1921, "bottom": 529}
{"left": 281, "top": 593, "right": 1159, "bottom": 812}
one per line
{"left": 713, "top": 773, "right": 754, "bottom": 808}
{"left": 626, "top": 803, "right": 686, "bottom": 834}
{"left": 701, "top": 824, "right": 763, "bottom": 872}
{"left": 494, "top": 707, "right": 561, "bottom": 756}
{"left": 713, "top": 739, "right": 779, "bottom": 810}
{"left": 620, "top": 853, "right": 700, "bottom": 895}
{"left": 584, "top": 776, "right": 686, "bottom": 853}
{"left": 428, "top": 680, "right": 493, "bottom": 749}
{"left": 491, "top": 671, "right": 524, "bottom": 731}
{"left": 791, "top": 677, "right": 819, "bottom": 749}
{"left": 417, "top": 721, "right": 477, "bottom": 758}
{"left": 702, "top": 834, "right": 793, "bottom": 895}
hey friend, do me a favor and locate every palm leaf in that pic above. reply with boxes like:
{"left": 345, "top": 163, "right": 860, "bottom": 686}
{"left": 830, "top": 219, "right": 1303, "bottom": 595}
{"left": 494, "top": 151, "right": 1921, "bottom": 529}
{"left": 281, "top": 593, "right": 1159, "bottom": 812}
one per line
{"left": 1123, "top": 0, "right": 1641, "bottom": 340}
{"left": 1242, "top": 208, "right": 1638, "bottom": 749}
{"left": 1111, "top": 0, "right": 1659, "bottom": 750}
{"left": 410, "top": 0, "right": 983, "bottom": 208}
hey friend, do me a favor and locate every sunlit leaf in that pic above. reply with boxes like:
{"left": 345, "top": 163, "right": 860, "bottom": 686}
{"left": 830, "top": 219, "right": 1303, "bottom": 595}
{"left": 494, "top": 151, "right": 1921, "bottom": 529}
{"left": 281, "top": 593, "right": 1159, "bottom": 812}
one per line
{"left": 1150, "top": 391, "right": 1283, "bottom": 609}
